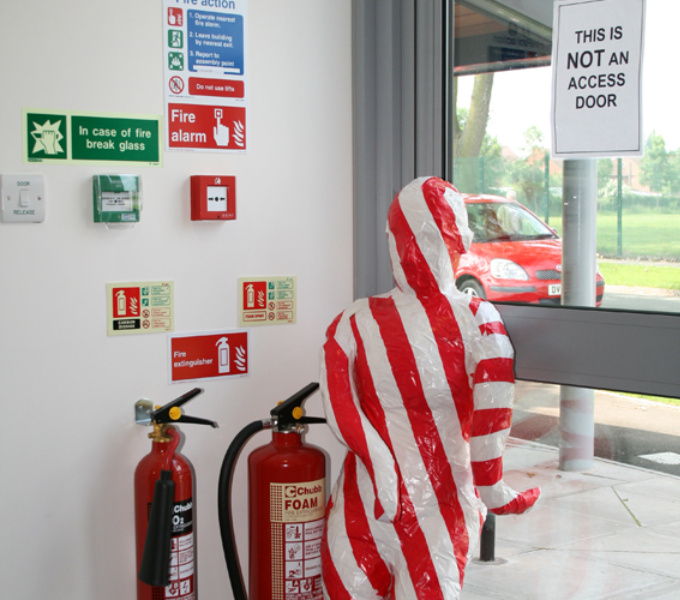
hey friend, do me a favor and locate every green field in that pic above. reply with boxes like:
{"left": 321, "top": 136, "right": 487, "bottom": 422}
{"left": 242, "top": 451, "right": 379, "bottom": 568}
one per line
{"left": 548, "top": 211, "right": 680, "bottom": 262}
{"left": 617, "top": 393, "right": 680, "bottom": 408}
{"left": 598, "top": 262, "right": 680, "bottom": 290}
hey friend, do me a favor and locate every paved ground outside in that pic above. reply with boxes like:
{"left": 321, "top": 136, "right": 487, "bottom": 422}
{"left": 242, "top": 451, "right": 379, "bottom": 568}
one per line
{"left": 512, "top": 381, "right": 680, "bottom": 477}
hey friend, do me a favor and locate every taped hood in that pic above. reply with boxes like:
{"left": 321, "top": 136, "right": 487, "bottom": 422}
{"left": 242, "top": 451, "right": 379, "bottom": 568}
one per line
{"left": 387, "top": 177, "right": 473, "bottom": 298}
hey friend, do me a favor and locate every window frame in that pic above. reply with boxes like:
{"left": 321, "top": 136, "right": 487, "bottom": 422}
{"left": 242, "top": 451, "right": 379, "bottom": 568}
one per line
{"left": 351, "top": 0, "right": 680, "bottom": 399}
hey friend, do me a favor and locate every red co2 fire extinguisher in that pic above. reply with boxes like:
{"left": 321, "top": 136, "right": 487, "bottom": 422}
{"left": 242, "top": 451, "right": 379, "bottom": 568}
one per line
{"left": 135, "top": 388, "right": 217, "bottom": 600}
{"left": 218, "top": 383, "right": 327, "bottom": 600}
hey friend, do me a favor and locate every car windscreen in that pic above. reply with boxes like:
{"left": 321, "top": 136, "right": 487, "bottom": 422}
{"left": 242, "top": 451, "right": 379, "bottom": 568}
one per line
{"left": 466, "top": 201, "right": 557, "bottom": 243}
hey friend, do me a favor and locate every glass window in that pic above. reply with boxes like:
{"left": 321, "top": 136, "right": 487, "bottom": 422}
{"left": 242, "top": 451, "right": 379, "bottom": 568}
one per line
{"left": 452, "top": 0, "right": 680, "bottom": 315}
{"left": 450, "top": 6, "right": 680, "bottom": 597}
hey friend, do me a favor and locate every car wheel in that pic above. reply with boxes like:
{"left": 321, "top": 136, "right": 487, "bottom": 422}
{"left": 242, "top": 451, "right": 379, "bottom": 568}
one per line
{"left": 457, "top": 278, "right": 486, "bottom": 299}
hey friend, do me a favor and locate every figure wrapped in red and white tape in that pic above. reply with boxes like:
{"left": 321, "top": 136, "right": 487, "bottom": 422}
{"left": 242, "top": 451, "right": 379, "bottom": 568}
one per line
{"left": 320, "top": 176, "right": 540, "bottom": 600}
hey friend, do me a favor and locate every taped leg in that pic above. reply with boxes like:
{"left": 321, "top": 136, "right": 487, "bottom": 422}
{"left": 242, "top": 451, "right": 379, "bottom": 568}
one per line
{"left": 323, "top": 454, "right": 393, "bottom": 599}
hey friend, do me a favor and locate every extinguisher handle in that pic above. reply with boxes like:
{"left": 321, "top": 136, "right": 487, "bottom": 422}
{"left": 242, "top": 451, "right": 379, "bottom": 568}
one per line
{"left": 175, "top": 415, "right": 219, "bottom": 427}
{"left": 299, "top": 416, "right": 327, "bottom": 425}
{"left": 270, "top": 382, "right": 321, "bottom": 428}
{"left": 150, "top": 387, "right": 219, "bottom": 428}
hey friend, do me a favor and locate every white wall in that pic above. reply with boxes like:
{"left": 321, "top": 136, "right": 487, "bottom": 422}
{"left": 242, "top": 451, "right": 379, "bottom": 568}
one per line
{"left": 0, "top": 1, "right": 351, "bottom": 598}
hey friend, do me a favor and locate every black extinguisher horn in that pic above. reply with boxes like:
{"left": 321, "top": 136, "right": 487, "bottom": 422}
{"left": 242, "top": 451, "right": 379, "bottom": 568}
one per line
{"left": 138, "top": 470, "right": 175, "bottom": 587}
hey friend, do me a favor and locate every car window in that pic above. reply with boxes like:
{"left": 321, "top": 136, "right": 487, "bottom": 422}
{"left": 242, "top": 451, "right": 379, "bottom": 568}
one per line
{"left": 467, "top": 202, "right": 556, "bottom": 243}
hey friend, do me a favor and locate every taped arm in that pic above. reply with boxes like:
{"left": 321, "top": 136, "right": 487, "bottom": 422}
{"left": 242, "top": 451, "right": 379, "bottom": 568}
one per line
{"left": 320, "top": 312, "right": 402, "bottom": 522}
{"left": 468, "top": 300, "right": 540, "bottom": 515}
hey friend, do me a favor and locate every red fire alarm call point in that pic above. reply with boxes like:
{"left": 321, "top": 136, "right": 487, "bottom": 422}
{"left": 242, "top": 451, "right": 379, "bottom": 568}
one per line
{"left": 191, "top": 175, "right": 236, "bottom": 221}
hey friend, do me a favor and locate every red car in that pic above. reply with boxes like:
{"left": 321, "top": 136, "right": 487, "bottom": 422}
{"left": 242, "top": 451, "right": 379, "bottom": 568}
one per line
{"left": 456, "top": 194, "right": 605, "bottom": 306}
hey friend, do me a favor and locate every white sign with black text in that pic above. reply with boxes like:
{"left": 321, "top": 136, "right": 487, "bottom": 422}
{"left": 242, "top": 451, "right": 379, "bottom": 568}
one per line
{"left": 551, "top": 0, "right": 646, "bottom": 158}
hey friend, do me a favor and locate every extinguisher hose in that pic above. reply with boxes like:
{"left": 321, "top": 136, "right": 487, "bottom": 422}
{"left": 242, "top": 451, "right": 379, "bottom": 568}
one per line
{"left": 218, "top": 419, "right": 272, "bottom": 600}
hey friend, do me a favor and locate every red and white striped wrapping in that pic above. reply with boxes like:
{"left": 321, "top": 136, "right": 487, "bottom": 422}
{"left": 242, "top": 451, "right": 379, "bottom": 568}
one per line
{"left": 320, "top": 177, "right": 540, "bottom": 600}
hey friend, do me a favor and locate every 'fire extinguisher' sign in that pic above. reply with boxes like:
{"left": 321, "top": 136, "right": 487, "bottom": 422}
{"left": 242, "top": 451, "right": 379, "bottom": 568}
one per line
{"left": 169, "top": 330, "right": 249, "bottom": 383}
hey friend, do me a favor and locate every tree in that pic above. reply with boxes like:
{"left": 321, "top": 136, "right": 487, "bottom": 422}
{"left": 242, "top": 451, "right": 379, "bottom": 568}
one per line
{"left": 507, "top": 126, "right": 549, "bottom": 213}
{"left": 640, "top": 132, "right": 669, "bottom": 193}
{"left": 478, "top": 131, "right": 504, "bottom": 192}
{"left": 597, "top": 158, "right": 615, "bottom": 208}
{"left": 453, "top": 106, "right": 503, "bottom": 192}
{"left": 598, "top": 158, "right": 614, "bottom": 190}
{"left": 453, "top": 73, "right": 494, "bottom": 192}
{"left": 667, "top": 151, "right": 680, "bottom": 196}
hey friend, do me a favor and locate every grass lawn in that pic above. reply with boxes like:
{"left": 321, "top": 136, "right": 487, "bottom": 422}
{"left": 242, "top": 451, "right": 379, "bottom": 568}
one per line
{"left": 548, "top": 212, "right": 680, "bottom": 262}
{"left": 598, "top": 261, "right": 680, "bottom": 290}
{"left": 616, "top": 393, "right": 680, "bottom": 408}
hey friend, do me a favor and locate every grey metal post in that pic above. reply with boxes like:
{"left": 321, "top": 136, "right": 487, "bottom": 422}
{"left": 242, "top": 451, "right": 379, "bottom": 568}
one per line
{"left": 559, "top": 159, "right": 597, "bottom": 471}
{"left": 544, "top": 152, "right": 550, "bottom": 223}
{"left": 617, "top": 158, "right": 623, "bottom": 257}
{"left": 479, "top": 513, "right": 496, "bottom": 562}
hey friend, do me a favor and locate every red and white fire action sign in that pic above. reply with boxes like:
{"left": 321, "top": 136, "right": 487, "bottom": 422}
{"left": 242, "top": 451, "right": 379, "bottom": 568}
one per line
{"left": 163, "top": 0, "right": 248, "bottom": 152}
{"left": 169, "top": 330, "right": 249, "bottom": 383}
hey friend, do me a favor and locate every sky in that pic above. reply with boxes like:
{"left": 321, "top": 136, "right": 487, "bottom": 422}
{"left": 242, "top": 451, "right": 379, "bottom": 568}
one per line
{"left": 456, "top": 0, "right": 677, "bottom": 155}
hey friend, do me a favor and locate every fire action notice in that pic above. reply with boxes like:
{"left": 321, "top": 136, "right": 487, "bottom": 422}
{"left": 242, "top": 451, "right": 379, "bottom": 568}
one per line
{"left": 163, "top": 0, "right": 248, "bottom": 152}
{"left": 106, "top": 281, "right": 174, "bottom": 336}
{"left": 239, "top": 276, "right": 296, "bottom": 326}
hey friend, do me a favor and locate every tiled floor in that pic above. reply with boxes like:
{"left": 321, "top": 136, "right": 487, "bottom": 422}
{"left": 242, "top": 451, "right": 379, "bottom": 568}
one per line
{"left": 461, "top": 439, "right": 680, "bottom": 599}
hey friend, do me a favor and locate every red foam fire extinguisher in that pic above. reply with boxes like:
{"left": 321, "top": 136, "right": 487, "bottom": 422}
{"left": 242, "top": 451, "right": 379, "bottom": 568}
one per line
{"left": 135, "top": 388, "right": 218, "bottom": 600}
{"left": 218, "top": 382, "right": 327, "bottom": 600}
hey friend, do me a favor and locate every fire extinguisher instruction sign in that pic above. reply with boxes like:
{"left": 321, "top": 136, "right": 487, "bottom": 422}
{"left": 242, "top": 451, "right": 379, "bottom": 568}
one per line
{"left": 168, "top": 329, "right": 249, "bottom": 383}
{"left": 106, "top": 281, "right": 174, "bottom": 336}
{"left": 239, "top": 276, "right": 297, "bottom": 326}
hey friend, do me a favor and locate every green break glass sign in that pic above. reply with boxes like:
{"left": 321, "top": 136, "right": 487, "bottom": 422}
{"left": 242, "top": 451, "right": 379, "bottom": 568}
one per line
{"left": 24, "top": 110, "right": 162, "bottom": 165}
{"left": 71, "top": 116, "right": 160, "bottom": 163}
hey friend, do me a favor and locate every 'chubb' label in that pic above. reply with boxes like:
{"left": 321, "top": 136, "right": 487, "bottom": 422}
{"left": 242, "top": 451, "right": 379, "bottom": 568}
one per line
{"left": 270, "top": 479, "right": 325, "bottom": 600}
{"left": 270, "top": 480, "right": 325, "bottom": 523}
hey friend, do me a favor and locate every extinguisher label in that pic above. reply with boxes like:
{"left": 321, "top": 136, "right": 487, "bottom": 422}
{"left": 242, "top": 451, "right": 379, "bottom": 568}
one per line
{"left": 166, "top": 499, "right": 195, "bottom": 600}
{"left": 172, "top": 499, "right": 193, "bottom": 535}
{"left": 270, "top": 479, "right": 325, "bottom": 600}
{"left": 270, "top": 480, "right": 325, "bottom": 523}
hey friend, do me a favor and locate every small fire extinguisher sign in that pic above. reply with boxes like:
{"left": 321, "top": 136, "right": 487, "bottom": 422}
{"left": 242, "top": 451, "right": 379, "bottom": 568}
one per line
{"left": 106, "top": 281, "right": 174, "bottom": 336}
{"left": 239, "top": 276, "right": 296, "bottom": 326}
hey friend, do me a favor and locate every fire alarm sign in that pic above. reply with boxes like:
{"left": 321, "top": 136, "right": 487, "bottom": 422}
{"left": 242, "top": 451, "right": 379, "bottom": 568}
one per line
{"left": 191, "top": 175, "right": 236, "bottom": 220}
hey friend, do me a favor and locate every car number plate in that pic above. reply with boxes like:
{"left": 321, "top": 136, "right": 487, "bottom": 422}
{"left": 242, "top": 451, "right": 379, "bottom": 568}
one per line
{"left": 548, "top": 284, "right": 561, "bottom": 296}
